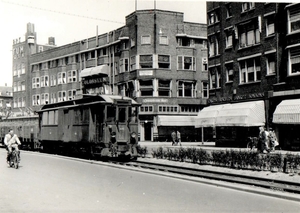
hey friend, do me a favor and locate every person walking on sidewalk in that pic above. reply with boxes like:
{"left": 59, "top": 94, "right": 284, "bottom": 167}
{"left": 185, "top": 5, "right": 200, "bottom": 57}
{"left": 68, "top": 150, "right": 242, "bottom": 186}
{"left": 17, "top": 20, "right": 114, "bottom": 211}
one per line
{"left": 171, "top": 130, "right": 177, "bottom": 146}
{"left": 176, "top": 130, "right": 181, "bottom": 146}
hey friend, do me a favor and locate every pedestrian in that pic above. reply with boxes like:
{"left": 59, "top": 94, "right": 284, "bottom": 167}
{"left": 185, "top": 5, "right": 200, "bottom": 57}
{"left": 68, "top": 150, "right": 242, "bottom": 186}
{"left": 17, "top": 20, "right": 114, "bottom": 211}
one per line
{"left": 258, "top": 126, "right": 269, "bottom": 153}
{"left": 176, "top": 130, "right": 181, "bottom": 146}
{"left": 171, "top": 130, "right": 177, "bottom": 146}
{"left": 269, "top": 128, "right": 278, "bottom": 151}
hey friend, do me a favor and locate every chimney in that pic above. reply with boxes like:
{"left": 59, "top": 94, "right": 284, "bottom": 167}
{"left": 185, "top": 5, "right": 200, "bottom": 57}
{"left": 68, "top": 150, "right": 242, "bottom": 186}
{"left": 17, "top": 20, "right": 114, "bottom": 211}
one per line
{"left": 48, "top": 37, "right": 55, "bottom": 45}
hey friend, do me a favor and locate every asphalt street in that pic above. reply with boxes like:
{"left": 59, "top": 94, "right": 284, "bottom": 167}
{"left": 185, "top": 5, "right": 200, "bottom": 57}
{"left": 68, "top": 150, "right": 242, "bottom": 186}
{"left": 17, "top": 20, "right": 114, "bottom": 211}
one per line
{"left": 0, "top": 149, "right": 299, "bottom": 212}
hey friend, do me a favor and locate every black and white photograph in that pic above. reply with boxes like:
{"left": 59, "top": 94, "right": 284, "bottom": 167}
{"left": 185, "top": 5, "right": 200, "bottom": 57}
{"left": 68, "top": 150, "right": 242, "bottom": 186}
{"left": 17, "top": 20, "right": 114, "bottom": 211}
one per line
{"left": 0, "top": 0, "right": 300, "bottom": 212}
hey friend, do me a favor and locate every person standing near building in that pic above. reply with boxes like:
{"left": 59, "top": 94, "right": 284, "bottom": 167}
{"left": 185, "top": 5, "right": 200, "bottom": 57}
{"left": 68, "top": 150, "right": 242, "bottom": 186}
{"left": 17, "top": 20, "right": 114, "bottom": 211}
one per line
{"left": 171, "top": 130, "right": 177, "bottom": 146}
{"left": 176, "top": 130, "right": 181, "bottom": 146}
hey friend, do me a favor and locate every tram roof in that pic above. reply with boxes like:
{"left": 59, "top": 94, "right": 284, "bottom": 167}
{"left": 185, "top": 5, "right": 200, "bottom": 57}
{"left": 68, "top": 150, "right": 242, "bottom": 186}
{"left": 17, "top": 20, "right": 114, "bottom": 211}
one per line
{"left": 38, "top": 94, "right": 140, "bottom": 112}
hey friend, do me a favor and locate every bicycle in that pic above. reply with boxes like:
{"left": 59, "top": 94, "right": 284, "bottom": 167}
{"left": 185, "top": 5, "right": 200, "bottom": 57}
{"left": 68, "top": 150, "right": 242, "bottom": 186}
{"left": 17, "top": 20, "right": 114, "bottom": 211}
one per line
{"left": 9, "top": 147, "right": 20, "bottom": 169}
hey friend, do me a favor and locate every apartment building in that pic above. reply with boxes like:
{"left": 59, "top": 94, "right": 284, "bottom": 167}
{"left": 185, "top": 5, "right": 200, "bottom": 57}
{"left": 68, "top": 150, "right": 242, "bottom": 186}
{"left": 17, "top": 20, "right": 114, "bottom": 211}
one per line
{"left": 196, "top": 2, "right": 293, "bottom": 148}
{"left": 12, "top": 9, "right": 208, "bottom": 142}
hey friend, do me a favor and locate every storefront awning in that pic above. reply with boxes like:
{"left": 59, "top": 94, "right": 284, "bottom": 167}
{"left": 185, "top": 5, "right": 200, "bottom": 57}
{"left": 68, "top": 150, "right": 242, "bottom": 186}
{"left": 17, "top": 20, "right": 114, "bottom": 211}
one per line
{"left": 273, "top": 99, "right": 300, "bottom": 124}
{"left": 80, "top": 65, "right": 109, "bottom": 78}
{"left": 215, "top": 101, "right": 265, "bottom": 127}
{"left": 195, "top": 105, "right": 228, "bottom": 128}
{"left": 157, "top": 115, "right": 196, "bottom": 126}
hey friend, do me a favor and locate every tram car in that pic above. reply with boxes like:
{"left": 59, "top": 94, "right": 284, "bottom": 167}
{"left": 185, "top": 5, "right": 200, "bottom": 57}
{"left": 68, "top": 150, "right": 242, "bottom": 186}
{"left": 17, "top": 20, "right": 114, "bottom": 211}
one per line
{"left": 37, "top": 94, "right": 140, "bottom": 158}
{"left": 0, "top": 116, "right": 39, "bottom": 150}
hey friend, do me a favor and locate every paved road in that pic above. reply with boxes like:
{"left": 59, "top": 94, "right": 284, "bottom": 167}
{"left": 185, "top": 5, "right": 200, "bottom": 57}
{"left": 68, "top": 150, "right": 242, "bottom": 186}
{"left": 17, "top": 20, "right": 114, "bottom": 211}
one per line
{"left": 0, "top": 149, "right": 299, "bottom": 212}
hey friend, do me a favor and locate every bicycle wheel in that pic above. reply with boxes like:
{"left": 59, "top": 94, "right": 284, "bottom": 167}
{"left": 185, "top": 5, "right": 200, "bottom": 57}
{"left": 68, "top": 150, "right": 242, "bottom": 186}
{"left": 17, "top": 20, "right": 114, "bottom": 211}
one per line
{"left": 13, "top": 153, "right": 19, "bottom": 169}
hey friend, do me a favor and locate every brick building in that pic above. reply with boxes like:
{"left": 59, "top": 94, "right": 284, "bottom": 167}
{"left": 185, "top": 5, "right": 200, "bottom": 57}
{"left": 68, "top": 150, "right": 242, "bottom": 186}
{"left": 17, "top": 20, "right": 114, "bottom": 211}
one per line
{"left": 11, "top": 9, "right": 208, "bottom": 142}
{"left": 0, "top": 85, "right": 13, "bottom": 118}
{"left": 196, "top": 2, "right": 300, "bottom": 150}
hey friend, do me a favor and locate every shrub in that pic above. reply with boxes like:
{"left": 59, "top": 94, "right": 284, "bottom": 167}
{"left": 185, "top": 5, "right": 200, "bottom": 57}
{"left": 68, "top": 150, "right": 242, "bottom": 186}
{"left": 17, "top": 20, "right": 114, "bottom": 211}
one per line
{"left": 136, "top": 145, "right": 148, "bottom": 158}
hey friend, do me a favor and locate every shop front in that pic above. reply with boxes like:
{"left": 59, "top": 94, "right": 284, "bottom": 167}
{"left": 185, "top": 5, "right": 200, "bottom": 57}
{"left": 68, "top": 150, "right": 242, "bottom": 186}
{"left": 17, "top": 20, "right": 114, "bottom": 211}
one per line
{"left": 196, "top": 101, "right": 266, "bottom": 147}
{"left": 156, "top": 115, "right": 197, "bottom": 142}
{"left": 273, "top": 99, "right": 300, "bottom": 150}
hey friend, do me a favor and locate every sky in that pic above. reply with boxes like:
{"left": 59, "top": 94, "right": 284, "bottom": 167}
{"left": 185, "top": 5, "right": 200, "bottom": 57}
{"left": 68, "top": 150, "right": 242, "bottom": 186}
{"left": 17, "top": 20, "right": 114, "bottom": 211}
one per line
{"left": 0, "top": 0, "right": 207, "bottom": 86}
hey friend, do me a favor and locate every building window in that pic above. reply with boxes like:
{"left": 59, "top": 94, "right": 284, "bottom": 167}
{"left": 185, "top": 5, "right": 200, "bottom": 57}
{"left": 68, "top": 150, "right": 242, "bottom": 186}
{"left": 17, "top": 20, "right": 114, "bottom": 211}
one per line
{"left": 38, "top": 46, "right": 43, "bottom": 53}
{"left": 58, "top": 72, "right": 66, "bottom": 84}
{"left": 266, "top": 15, "right": 275, "bottom": 36}
{"left": 141, "top": 35, "right": 151, "bottom": 44}
{"left": 32, "top": 94, "right": 40, "bottom": 106}
{"left": 13, "top": 65, "right": 17, "bottom": 76}
{"left": 41, "top": 93, "right": 49, "bottom": 105}
{"left": 21, "top": 63, "right": 25, "bottom": 74}
{"left": 208, "top": 10, "right": 220, "bottom": 25}
{"left": 41, "top": 76, "right": 49, "bottom": 87}
{"left": 225, "top": 30, "right": 233, "bottom": 48}
{"left": 21, "top": 81, "right": 25, "bottom": 91}
{"left": 242, "top": 2, "right": 255, "bottom": 12}
{"left": 67, "top": 70, "right": 77, "bottom": 83}
{"left": 13, "top": 82, "right": 17, "bottom": 92}
{"left": 50, "top": 75, "right": 57, "bottom": 86}
{"left": 130, "top": 56, "right": 136, "bottom": 71}
{"left": 226, "top": 3, "right": 232, "bottom": 18}
{"left": 17, "top": 81, "right": 21, "bottom": 91}
{"left": 266, "top": 54, "right": 276, "bottom": 75}
{"left": 289, "top": 47, "right": 300, "bottom": 75}
{"left": 208, "top": 36, "right": 219, "bottom": 57}
{"left": 139, "top": 55, "right": 153, "bottom": 68}
{"left": 158, "top": 105, "right": 178, "bottom": 113}
{"left": 238, "top": 20, "right": 260, "bottom": 48}
{"left": 202, "top": 57, "right": 208, "bottom": 71}
{"left": 181, "top": 105, "right": 200, "bottom": 113}
{"left": 139, "top": 80, "right": 153, "bottom": 97}
{"left": 209, "top": 67, "right": 221, "bottom": 89}
{"left": 22, "top": 97, "right": 25, "bottom": 107}
{"left": 58, "top": 91, "right": 66, "bottom": 102}
{"left": 32, "top": 77, "right": 40, "bottom": 88}
{"left": 158, "top": 80, "right": 170, "bottom": 97}
{"left": 51, "top": 93, "right": 56, "bottom": 103}
{"left": 288, "top": 5, "right": 300, "bottom": 33}
{"left": 178, "top": 56, "right": 195, "bottom": 70}
{"left": 202, "top": 82, "right": 208, "bottom": 98}
{"left": 68, "top": 90, "right": 77, "bottom": 100}
{"left": 119, "top": 58, "right": 129, "bottom": 73}
{"left": 159, "top": 36, "right": 168, "bottom": 45}
{"left": 225, "top": 63, "right": 234, "bottom": 82}
{"left": 178, "top": 81, "right": 196, "bottom": 97}
{"left": 131, "top": 39, "right": 135, "bottom": 47}
{"left": 140, "top": 105, "right": 153, "bottom": 113}
{"left": 17, "top": 64, "right": 21, "bottom": 77}
{"left": 158, "top": 55, "right": 170, "bottom": 69}
{"left": 239, "top": 57, "right": 261, "bottom": 83}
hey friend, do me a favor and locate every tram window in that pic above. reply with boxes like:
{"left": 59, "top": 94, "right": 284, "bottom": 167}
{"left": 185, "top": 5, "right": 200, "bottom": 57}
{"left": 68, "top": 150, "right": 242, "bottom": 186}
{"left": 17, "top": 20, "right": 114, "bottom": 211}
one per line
{"left": 129, "top": 107, "right": 137, "bottom": 122}
{"left": 107, "top": 106, "right": 116, "bottom": 121}
{"left": 42, "top": 112, "right": 48, "bottom": 125}
{"left": 48, "top": 111, "right": 55, "bottom": 125}
{"left": 118, "top": 107, "right": 126, "bottom": 122}
{"left": 81, "top": 108, "right": 89, "bottom": 123}
{"left": 74, "top": 109, "right": 80, "bottom": 124}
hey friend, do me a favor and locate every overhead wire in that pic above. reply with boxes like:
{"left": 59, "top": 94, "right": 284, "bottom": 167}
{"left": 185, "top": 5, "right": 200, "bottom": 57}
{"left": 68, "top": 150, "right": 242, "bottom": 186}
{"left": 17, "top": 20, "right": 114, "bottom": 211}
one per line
{"left": 0, "top": 0, "right": 125, "bottom": 24}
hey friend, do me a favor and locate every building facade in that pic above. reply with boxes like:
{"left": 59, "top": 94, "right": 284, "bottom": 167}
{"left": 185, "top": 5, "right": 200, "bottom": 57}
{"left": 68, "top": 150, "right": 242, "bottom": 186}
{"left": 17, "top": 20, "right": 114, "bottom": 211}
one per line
{"left": 199, "top": 2, "right": 300, "bottom": 150}
{"left": 0, "top": 85, "right": 13, "bottom": 119}
{"left": 12, "top": 10, "right": 208, "bottom": 142}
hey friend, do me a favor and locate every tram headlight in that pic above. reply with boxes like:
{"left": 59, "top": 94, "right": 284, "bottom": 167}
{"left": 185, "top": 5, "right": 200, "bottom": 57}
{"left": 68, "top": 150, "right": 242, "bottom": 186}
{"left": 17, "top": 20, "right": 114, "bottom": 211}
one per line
{"left": 130, "top": 132, "right": 136, "bottom": 138}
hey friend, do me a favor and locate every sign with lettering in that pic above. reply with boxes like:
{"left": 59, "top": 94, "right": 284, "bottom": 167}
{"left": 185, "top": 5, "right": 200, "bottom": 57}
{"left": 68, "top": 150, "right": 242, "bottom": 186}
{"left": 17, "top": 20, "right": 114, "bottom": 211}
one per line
{"left": 139, "top": 70, "right": 153, "bottom": 76}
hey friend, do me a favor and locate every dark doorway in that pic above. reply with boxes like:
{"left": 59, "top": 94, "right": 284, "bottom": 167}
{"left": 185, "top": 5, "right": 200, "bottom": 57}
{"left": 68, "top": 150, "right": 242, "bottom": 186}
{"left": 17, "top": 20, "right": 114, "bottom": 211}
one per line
{"left": 144, "top": 122, "right": 152, "bottom": 141}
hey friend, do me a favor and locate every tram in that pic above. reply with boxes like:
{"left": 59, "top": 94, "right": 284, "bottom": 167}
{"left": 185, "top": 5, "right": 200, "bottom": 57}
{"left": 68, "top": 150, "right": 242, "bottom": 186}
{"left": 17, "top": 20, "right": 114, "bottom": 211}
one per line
{"left": 37, "top": 94, "right": 140, "bottom": 158}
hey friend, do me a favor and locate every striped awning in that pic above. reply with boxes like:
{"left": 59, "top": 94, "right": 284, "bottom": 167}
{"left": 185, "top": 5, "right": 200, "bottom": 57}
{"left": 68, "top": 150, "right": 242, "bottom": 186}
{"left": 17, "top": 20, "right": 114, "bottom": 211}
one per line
{"left": 195, "top": 105, "right": 228, "bottom": 128}
{"left": 215, "top": 101, "right": 265, "bottom": 127}
{"left": 273, "top": 99, "right": 300, "bottom": 124}
{"left": 157, "top": 115, "right": 196, "bottom": 126}
{"left": 80, "top": 65, "right": 109, "bottom": 78}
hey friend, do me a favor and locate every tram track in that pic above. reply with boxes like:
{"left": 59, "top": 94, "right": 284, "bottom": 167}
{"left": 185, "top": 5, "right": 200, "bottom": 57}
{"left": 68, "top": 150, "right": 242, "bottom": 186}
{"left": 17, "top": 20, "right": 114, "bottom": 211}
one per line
{"left": 109, "top": 159, "right": 300, "bottom": 195}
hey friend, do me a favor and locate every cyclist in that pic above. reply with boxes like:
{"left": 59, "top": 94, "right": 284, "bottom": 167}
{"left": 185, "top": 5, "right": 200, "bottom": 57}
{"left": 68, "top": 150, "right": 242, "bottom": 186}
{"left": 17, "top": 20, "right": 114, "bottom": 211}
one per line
{"left": 4, "top": 129, "right": 21, "bottom": 166}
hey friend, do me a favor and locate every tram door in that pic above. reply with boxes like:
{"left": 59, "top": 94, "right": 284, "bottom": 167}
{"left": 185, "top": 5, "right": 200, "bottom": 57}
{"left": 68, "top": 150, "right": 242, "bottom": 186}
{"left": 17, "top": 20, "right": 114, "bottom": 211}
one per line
{"left": 144, "top": 122, "right": 152, "bottom": 141}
